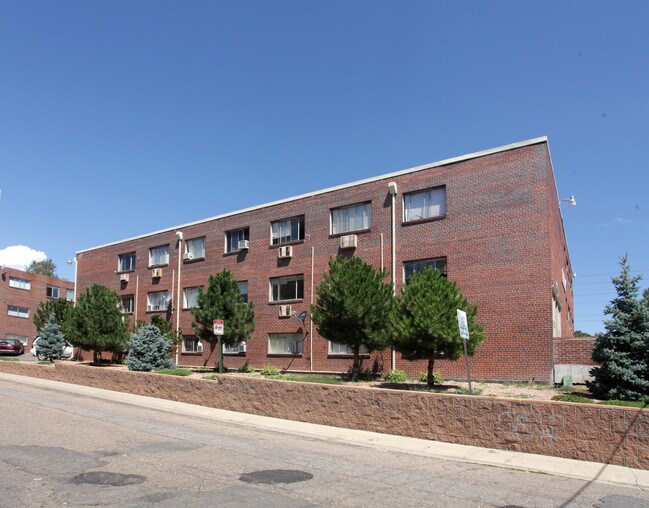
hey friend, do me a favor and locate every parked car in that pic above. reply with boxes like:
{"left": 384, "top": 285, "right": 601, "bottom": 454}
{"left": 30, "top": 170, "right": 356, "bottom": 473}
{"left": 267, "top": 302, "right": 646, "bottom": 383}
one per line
{"left": 0, "top": 339, "right": 25, "bottom": 356}
{"left": 30, "top": 337, "right": 73, "bottom": 360}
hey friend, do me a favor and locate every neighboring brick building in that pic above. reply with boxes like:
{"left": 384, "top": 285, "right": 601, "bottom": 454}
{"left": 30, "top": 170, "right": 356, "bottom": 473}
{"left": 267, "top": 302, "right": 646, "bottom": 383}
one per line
{"left": 0, "top": 266, "right": 75, "bottom": 349}
{"left": 76, "top": 137, "right": 576, "bottom": 382}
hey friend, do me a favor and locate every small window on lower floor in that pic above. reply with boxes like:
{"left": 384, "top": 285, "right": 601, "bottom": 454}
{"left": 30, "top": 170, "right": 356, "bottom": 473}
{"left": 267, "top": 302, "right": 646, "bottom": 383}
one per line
{"left": 6, "top": 334, "right": 29, "bottom": 346}
{"left": 120, "top": 295, "right": 134, "bottom": 314}
{"left": 223, "top": 341, "right": 247, "bottom": 354}
{"left": 268, "top": 333, "right": 303, "bottom": 355}
{"left": 328, "top": 342, "right": 370, "bottom": 355}
{"left": 182, "top": 336, "right": 203, "bottom": 353}
{"left": 7, "top": 305, "right": 29, "bottom": 318}
{"left": 403, "top": 257, "right": 447, "bottom": 284}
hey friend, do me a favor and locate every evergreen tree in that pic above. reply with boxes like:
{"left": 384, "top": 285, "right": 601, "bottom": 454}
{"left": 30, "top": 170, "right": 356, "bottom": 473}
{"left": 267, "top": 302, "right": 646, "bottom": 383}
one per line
{"left": 36, "top": 314, "right": 67, "bottom": 361}
{"left": 33, "top": 298, "right": 72, "bottom": 333}
{"left": 127, "top": 324, "right": 175, "bottom": 371}
{"left": 588, "top": 256, "right": 649, "bottom": 402}
{"left": 390, "top": 267, "right": 484, "bottom": 387}
{"left": 26, "top": 259, "right": 57, "bottom": 276}
{"left": 133, "top": 314, "right": 183, "bottom": 357}
{"left": 311, "top": 255, "right": 393, "bottom": 380}
{"left": 191, "top": 270, "right": 255, "bottom": 365}
{"left": 64, "top": 284, "right": 128, "bottom": 364}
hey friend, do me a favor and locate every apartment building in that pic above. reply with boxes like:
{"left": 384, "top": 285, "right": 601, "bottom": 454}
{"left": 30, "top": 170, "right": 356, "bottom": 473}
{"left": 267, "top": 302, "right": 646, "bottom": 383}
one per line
{"left": 1, "top": 266, "right": 75, "bottom": 349}
{"left": 75, "top": 137, "right": 575, "bottom": 382}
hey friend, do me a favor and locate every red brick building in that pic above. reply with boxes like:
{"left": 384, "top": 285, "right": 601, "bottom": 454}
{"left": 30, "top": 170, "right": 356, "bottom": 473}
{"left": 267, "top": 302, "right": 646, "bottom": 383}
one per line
{"left": 76, "top": 137, "right": 575, "bottom": 382}
{"left": 1, "top": 266, "right": 75, "bottom": 349}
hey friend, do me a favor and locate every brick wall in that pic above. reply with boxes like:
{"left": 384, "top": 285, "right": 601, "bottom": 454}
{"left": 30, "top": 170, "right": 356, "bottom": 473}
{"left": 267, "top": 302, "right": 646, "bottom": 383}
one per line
{"left": 554, "top": 337, "right": 597, "bottom": 366}
{"left": 0, "top": 361, "right": 645, "bottom": 469}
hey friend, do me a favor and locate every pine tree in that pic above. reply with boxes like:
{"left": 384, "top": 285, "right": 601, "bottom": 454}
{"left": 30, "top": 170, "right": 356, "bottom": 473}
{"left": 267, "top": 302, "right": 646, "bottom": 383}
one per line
{"left": 33, "top": 298, "right": 73, "bottom": 333}
{"left": 588, "top": 256, "right": 649, "bottom": 402}
{"left": 127, "top": 324, "right": 175, "bottom": 371}
{"left": 37, "top": 314, "right": 67, "bottom": 361}
{"left": 191, "top": 270, "right": 255, "bottom": 367}
{"left": 26, "top": 259, "right": 57, "bottom": 276}
{"left": 390, "top": 267, "right": 484, "bottom": 387}
{"left": 311, "top": 255, "right": 393, "bottom": 380}
{"left": 64, "top": 284, "right": 128, "bottom": 364}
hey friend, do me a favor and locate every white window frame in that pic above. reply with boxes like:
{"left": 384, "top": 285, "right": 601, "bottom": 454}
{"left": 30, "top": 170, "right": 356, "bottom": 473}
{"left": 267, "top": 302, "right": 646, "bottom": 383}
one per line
{"left": 66, "top": 288, "right": 75, "bottom": 302}
{"left": 270, "top": 216, "right": 305, "bottom": 245}
{"left": 182, "top": 336, "right": 203, "bottom": 353}
{"left": 331, "top": 202, "right": 371, "bottom": 235}
{"left": 8, "top": 305, "right": 29, "bottom": 318}
{"left": 46, "top": 285, "right": 60, "bottom": 299}
{"left": 9, "top": 277, "right": 31, "bottom": 290}
{"left": 183, "top": 287, "right": 201, "bottom": 309}
{"left": 269, "top": 275, "right": 304, "bottom": 302}
{"left": 120, "top": 295, "right": 134, "bottom": 314}
{"left": 225, "top": 228, "right": 250, "bottom": 253}
{"left": 328, "top": 342, "right": 370, "bottom": 355}
{"left": 147, "top": 291, "right": 169, "bottom": 312}
{"left": 118, "top": 252, "right": 136, "bottom": 272}
{"left": 268, "top": 333, "right": 303, "bottom": 355}
{"left": 149, "top": 245, "right": 169, "bottom": 267}
{"left": 185, "top": 237, "right": 205, "bottom": 260}
{"left": 6, "top": 333, "right": 29, "bottom": 346}
{"left": 403, "top": 258, "right": 447, "bottom": 284}
{"left": 403, "top": 187, "right": 446, "bottom": 222}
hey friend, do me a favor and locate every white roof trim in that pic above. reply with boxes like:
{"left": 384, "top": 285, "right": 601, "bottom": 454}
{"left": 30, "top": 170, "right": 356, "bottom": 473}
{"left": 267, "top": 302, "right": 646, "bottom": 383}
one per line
{"left": 78, "top": 136, "right": 548, "bottom": 254}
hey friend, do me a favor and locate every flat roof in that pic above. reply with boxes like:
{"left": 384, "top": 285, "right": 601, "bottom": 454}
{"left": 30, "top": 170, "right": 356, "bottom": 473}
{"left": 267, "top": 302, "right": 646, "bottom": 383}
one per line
{"left": 78, "top": 136, "right": 548, "bottom": 254}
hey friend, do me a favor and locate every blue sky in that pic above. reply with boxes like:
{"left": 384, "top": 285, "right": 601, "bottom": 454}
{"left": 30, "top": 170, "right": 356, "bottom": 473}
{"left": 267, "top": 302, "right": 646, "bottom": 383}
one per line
{"left": 1, "top": 0, "right": 647, "bottom": 334}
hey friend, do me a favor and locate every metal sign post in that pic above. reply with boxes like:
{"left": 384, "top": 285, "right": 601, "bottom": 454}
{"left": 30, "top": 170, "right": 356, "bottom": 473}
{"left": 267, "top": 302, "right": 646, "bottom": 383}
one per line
{"left": 456, "top": 309, "right": 473, "bottom": 395}
{"left": 213, "top": 319, "right": 224, "bottom": 373}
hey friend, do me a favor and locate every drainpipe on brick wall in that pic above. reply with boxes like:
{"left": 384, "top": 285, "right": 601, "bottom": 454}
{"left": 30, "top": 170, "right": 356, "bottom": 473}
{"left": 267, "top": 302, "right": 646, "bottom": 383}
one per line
{"left": 388, "top": 182, "right": 398, "bottom": 371}
{"left": 310, "top": 246, "right": 315, "bottom": 372}
{"left": 175, "top": 231, "right": 184, "bottom": 366}
{"left": 134, "top": 275, "right": 139, "bottom": 323}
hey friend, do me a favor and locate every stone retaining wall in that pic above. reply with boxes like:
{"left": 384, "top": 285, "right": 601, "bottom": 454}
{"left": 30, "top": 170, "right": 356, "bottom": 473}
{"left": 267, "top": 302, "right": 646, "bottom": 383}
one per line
{"left": 1, "top": 361, "right": 647, "bottom": 469}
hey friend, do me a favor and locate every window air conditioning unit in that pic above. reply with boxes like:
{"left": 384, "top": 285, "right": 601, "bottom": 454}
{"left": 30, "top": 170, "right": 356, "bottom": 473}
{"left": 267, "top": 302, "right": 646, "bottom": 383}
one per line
{"left": 147, "top": 304, "right": 164, "bottom": 311}
{"left": 340, "top": 234, "right": 358, "bottom": 249}
{"left": 278, "top": 245, "right": 292, "bottom": 259}
{"left": 152, "top": 268, "right": 162, "bottom": 278}
{"left": 183, "top": 252, "right": 193, "bottom": 261}
{"left": 238, "top": 342, "right": 247, "bottom": 353}
{"left": 238, "top": 240, "right": 250, "bottom": 250}
{"left": 120, "top": 273, "right": 129, "bottom": 282}
{"left": 279, "top": 305, "right": 292, "bottom": 317}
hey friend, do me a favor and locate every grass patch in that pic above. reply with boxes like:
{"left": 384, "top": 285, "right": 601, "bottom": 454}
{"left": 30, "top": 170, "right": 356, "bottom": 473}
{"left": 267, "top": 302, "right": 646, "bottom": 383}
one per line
{"left": 599, "top": 400, "right": 648, "bottom": 408}
{"left": 552, "top": 394, "right": 593, "bottom": 403}
{"left": 155, "top": 368, "right": 192, "bottom": 377}
{"left": 263, "top": 373, "right": 344, "bottom": 385}
{"left": 202, "top": 374, "right": 219, "bottom": 380}
{"left": 0, "top": 357, "right": 20, "bottom": 362}
{"left": 37, "top": 360, "right": 53, "bottom": 365}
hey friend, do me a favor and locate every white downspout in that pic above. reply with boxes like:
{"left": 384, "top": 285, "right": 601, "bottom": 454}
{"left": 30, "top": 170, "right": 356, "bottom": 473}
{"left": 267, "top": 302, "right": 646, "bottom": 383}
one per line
{"left": 175, "top": 231, "right": 184, "bottom": 366}
{"left": 310, "top": 246, "right": 315, "bottom": 372}
{"left": 388, "top": 182, "right": 398, "bottom": 371}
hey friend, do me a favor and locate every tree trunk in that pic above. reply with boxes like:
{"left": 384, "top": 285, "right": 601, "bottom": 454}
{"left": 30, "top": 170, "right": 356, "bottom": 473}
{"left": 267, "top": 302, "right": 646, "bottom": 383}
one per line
{"left": 93, "top": 350, "right": 99, "bottom": 366}
{"left": 427, "top": 355, "right": 436, "bottom": 388}
{"left": 351, "top": 345, "right": 361, "bottom": 381}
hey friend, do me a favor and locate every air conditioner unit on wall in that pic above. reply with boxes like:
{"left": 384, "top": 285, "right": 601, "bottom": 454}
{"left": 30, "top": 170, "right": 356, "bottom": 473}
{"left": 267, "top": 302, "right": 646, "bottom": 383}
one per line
{"left": 152, "top": 268, "right": 162, "bottom": 278}
{"left": 183, "top": 252, "right": 193, "bottom": 261}
{"left": 238, "top": 240, "right": 250, "bottom": 250}
{"left": 239, "top": 342, "right": 247, "bottom": 353}
{"left": 279, "top": 305, "right": 292, "bottom": 317}
{"left": 340, "top": 234, "right": 358, "bottom": 249}
{"left": 278, "top": 246, "right": 292, "bottom": 259}
{"left": 120, "top": 273, "right": 129, "bottom": 282}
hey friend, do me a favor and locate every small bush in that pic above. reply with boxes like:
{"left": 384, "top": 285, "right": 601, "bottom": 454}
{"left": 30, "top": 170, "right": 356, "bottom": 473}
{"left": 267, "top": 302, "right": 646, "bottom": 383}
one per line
{"left": 202, "top": 374, "right": 218, "bottom": 380}
{"left": 552, "top": 394, "right": 593, "bottom": 404}
{"left": 419, "top": 371, "right": 443, "bottom": 385}
{"left": 384, "top": 369, "right": 407, "bottom": 383}
{"left": 238, "top": 361, "right": 254, "bottom": 373}
{"left": 156, "top": 368, "right": 192, "bottom": 376}
{"left": 260, "top": 365, "right": 281, "bottom": 376}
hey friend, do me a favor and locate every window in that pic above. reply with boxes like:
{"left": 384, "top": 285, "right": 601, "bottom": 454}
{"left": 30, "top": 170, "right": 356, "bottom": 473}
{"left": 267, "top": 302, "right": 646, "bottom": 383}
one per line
{"left": 225, "top": 228, "right": 250, "bottom": 253}
{"left": 404, "top": 258, "right": 447, "bottom": 284}
{"left": 270, "top": 275, "right": 304, "bottom": 302}
{"left": 46, "top": 285, "right": 60, "bottom": 299}
{"left": 552, "top": 295, "right": 562, "bottom": 338}
{"left": 66, "top": 289, "right": 75, "bottom": 302}
{"left": 147, "top": 291, "right": 169, "bottom": 312}
{"left": 8, "top": 305, "right": 29, "bottom": 318}
{"left": 9, "top": 277, "right": 31, "bottom": 290}
{"left": 268, "top": 333, "right": 303, "bottom": 355}
{"left": 149, "top": 245, "right": 169, "bottom": 267}
{"left": 185, "top": 237, "right": 205, "bottom": 260}
{"left": 120, "top": 295, "right": 134, "bottom": 314}
{"left": 183, "top": 287, "right": 200, "bottom": 309}
{"left": 223, "top": 341, "right": 247, "bottom": 354}
{"left": 238, "top": 281, "right": 249, "bottom": 303}
{"left": 331, "top": 202, "right": 371, "bottom": 234}
{"left": 403, "top": 187, "right": 446, "bottom": 222}
{"left": 328, "top": 342, "right": 370, "bottom": 355}
{"left": 271, "top": 216, "right": 305, "bottom": 245}
{"left": 6, "top": 334, "right": 29, "bottom": 346}
{"left": 182, "top": 336, "right": 203, "bottom": 353}
{"left": 118, "top": 252, "right": 136, "bottom": 272}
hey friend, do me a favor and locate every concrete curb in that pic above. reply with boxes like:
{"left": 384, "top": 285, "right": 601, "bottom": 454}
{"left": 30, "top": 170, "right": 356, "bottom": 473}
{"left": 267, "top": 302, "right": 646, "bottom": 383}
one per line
{"left": 2, "top": 371, "right": 648, "bottom": 489}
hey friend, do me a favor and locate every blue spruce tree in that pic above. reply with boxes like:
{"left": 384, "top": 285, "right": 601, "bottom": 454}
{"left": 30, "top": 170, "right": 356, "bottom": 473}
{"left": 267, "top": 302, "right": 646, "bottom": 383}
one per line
{"left": 37, "top": 313, "right": 67, "bottom": 361}
{"left": 127, "top": 324, "right": 175, "bottom": 371}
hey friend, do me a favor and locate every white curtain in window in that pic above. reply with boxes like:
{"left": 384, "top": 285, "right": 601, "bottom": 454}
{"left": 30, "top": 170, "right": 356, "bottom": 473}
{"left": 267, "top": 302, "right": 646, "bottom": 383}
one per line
{"left": 332, "top": 204, "right": 370, "bottom": 234}
{"left": 183, "top": 287, "right": 199, "bottom": 308}
{"left": 187, "top": 238, "right": 205, "bottom": 258}
{"left": 150, "top": 246, "right": 169, "bottom": 266}
{"left": 404, "top": 188, "right": 446, "bottom": 221}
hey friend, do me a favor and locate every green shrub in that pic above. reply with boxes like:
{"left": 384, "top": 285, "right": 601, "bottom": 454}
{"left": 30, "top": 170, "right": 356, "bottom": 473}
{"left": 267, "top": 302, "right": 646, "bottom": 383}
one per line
{"left": 552, "top": 394, "right": 593, "bottom": 404}
{"left": 599, "top": 400, "right": 648, "bottom": 408}
{"left": 260, "top": 365, "right": 281, "bottom": 377}
{"left": 155, "top": 368, "right": 192, "bottom": 376}
{"left": 419, "top": 371, "right": 443, "bottom": 385}
{"left": 127, "top": 324, "right": 174, "bottom": 372}
{"left": 384, "top": 369, "right": 407, "bottom": 383}
{"left": 238, "top": 361, "right": 254, "bottom": 373}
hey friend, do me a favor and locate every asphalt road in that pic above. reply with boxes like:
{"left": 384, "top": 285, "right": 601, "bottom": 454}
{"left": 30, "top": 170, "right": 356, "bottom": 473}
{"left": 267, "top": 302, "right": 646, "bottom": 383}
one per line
{"left": 0, "top": 376, "right": 648, "bottom": 507}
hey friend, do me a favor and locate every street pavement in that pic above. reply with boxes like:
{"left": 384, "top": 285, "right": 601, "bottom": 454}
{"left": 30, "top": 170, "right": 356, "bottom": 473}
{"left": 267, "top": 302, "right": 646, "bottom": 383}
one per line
{"left": 0, "top": 373, "right": 648, "bottom": 507}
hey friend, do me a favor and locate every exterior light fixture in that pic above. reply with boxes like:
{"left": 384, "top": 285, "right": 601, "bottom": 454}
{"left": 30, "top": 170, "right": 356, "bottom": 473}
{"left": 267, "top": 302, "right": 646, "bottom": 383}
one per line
{"left": 560, "top": 195, "right": 577, "bottom": 207}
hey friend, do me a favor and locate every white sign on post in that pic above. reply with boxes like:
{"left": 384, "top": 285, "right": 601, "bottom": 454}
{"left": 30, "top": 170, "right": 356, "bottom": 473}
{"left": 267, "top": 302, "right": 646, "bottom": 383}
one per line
{"left": 213, "top": 319, "right": 224, "bottom": 336}
{"left": 457, "top": 309, "right": 469, "bottom": 339}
